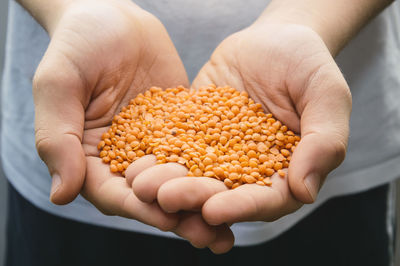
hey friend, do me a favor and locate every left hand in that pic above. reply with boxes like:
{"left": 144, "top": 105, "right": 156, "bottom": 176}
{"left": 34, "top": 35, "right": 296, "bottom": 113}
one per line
{"left": 133, "top": 20, "right": 352, "bottom": 251}
{"left": 32, "top": 0, "right": 228, "bottom": 247}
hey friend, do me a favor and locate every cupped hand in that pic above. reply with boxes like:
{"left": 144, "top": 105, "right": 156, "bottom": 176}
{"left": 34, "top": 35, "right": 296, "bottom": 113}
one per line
{"left": 125, "top": 156, "right": 234, "bottom": 252}
{"left": 136, "top": 21, "right": 351, "bottom": 247}
{"left": 33, "top": 0, "right": 190, "bottom": 231}
{"left": 192, "top": 22, "right": 352, "bottom": 204}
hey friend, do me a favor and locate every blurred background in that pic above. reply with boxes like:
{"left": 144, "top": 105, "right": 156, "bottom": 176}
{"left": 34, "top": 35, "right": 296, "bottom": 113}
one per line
{"left": 0, "top": 1, "right": 9, "bottom": 265}
{"left": 0, "top": 1, "right": 399, "bottom": 266}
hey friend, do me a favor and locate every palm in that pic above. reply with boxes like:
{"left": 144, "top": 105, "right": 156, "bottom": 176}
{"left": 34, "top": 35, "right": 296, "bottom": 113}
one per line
{"left": 189, "top": 24, "right": 325, "bottom": 221}
{"left": 193, "top": 24, "right": 336, "bottom": 132}
{"left": 36, "top": 1, "right": 236, "bottom": 251}
{"left": 35, "top": 1, "right": 188, "bottom": 229}
{"left": 152, "top": 23, "right": 351, "bottom": 226}
{"left": 76, "top": 6, "right": 188, "bottom": 226}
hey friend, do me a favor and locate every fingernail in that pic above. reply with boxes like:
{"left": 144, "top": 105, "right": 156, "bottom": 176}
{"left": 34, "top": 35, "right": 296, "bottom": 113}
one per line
{"left": 51, "top": 174, "right": 62, "bottom": 197}
{"left": 304, "top": 174, "right": 320, "bottom": 202}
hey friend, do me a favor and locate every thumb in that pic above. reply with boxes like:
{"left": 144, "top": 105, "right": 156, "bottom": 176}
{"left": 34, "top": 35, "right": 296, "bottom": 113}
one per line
{"left": 33, "top": 45, "right": 88, "bottom": 205}
{"left": 288, "top": 64, "right": 352, "bottom": 204}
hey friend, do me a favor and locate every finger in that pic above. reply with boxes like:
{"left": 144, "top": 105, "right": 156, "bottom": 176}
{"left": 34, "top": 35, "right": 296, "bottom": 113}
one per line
{"left": 289, "top": 63, "right": 352, "bottom": 203}
{"left": 208, "top": 224, "right": 235, "bottom": 254}
{"left": 132, "top": 163, "right": 188, "bottom": 203}
{"left": 202, "top": 173, "right": 302, "bottom": 225}
{"left": 33, "top": 45, "right": 88, "bottom": 205}
{"left": 139, "top": 12, "right": 190, "bottom": 89}
{"left": 191, "top": 44, "right": 245, "bottom": 91}
{"left": 173, "top": 212, "right": 217, "bottom": 249}
{"left": 157, "top": 177, "right": 227, "bottom": 213}
{"left": 191, "top": 62, "right": 215, "bottom": 89}
{"left": 125, "top": 155, "right": 157, "bottom": 186}
{"left": 82, "top": 157, "right": 179, "bottom": 231}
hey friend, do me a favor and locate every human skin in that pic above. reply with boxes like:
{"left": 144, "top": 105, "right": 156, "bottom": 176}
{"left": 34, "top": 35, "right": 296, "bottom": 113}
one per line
{"left": 19, "top": 0, "right": 234, "bottom": 249}
{"left": 131, "top": 0, "right": 394, "bottom": 253}
{"left": 18, "top": 0, "right": 394, "bottom": 255}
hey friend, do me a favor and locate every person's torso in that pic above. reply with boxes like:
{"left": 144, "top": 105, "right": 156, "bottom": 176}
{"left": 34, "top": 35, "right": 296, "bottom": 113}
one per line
{"left": 1, "top": 0, "right": 400, "bottom": 245}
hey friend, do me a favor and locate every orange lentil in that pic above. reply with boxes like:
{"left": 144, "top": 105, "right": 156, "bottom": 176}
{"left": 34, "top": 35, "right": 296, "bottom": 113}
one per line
{"left": 274, "top": 162, "right": 283, "bottom": 171}
{"left": 229, "top": 172, "right": 240, "bottom": 181}
{"left": 224, "top": 178, "right": 233, "bottom": 188}
{"left": 117, "top": 163, "right": 124, "bottom": 172}
{"left": 256, "top": 181, "right": 265, "bottom": 186}
{"left": 108, "top": 151, "right": 116, "bottom": 159}
{"left": 265, "top": 168, "right": 275, "bottom": 177}
{"left": 283, "top": 161, "right": 290, "bottom": 168}
{"left": 276, "top": 132, "right": 285, "bottom": 141}
{"left": 99, "top": 150, "right": 108, "bottom": 158}
{"left": 204, "top": 171, "right": 215, "bottom": 177}
{"left": 278, "top": 169, "right": 286, "bottom": 177}
{"left": 98, "top": 85, "right": 300, "bottom": 188}
{"left": 249, "top": 159, "right": 258, "bottom": 168}
{"left": 110, "top": 164, "right": 118, "bottom": 173}
{"left": 281, "top": 149, "right": 290, "bottom": 157}
{"left": 203, "top": 157, "right": 213, "bottom": 166}
{"left": 264, "top": 161, "right": 274, "bottom": 169}
{"left": 250, "top": 172, "right": 261, "bottom": 179}
{"left": 248, "top": 142, "right": 257, "bottom": 150}
{"left": 214, "top": 167, "right": 224, "bottom": 177}
{"left": 231, "top": 182, "right": 240, "bottom": 189}
{"left": 259, "top": 154, "right": 268, "bottom": 163}
{"left": 193, "top": 168, "right": 203, "bottom": 177}
{"left": 116, "top": 141, "right": 125, "bottom": 149}
{"left": 136, "top": 150, "right": 145, "bottom": 157}
{"left": 263, "top": 177, "right": 272, "bottom": 186}
{"left": 247, "top": 150, "right": 257, "bottom": 159}
{"left": 244, "top": 175, "right": 257, "bottom": 184}
{"left": 270, "top": 147, "right": 279, "bottom": 155}
{"left": 97, "top": 141, "right": 105, "bottom": 150}
{"left": 257, "top": 143, "right": 268, "bottom": 153}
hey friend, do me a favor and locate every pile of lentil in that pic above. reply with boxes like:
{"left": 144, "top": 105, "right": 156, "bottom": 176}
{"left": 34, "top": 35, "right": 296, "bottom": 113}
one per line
{"left": 97, "top": 85, "right": 300, "bottom": 189}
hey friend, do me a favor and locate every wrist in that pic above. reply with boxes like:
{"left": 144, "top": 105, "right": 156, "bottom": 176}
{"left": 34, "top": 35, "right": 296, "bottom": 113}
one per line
{"left": 17, "top": 0, "right": 69, "bottom": 36}
{"left": 254, "top": 2, "right": 346, "bottom": 56}
{"left": 255, "top": 0, "right": 393, "bottom": 57}
{"left": 19, "top": 0, "right": 138, "bottom": 36}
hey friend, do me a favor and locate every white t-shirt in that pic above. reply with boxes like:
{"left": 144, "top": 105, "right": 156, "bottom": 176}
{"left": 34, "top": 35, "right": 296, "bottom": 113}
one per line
{"left": 1, "top": 0, "right": 400, "bottom": 246}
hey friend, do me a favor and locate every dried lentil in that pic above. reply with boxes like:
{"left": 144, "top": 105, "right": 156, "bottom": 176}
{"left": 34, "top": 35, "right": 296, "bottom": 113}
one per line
{"left": 98, "top": 85, "right": 300, "bottom": 188}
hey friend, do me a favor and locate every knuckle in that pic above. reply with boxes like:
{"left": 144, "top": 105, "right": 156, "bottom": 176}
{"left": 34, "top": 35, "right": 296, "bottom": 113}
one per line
{"left": 329, "top": 137, "right": 347, "bottom": 164}
{"left": 343, "top": 87, "right": 352, "bottom": 108}
{"left": 336, "top": 80, "right": 352, "bottom": 107}
{"left": 190, "top": 238, "right": 209, "bottom": 249}
{"left": 35, "top": 129, "right": 53, "bottom": 160}
{"left": 157, "top": 220, "right": 177, "bottom": 232}
{"left": 33, "top": 60, "right": 66, "bottom": 91}
{"left": 32, "top": 68, "right": 58, "bottom": 97}
{"left": 139, "top": 10, "right": 163, "bottom": 27}
{"left": 33, "top": 68, "right": 78, "bottom": 94}
{"left": 32, "top": 54, "right": 85, "bottom": 98}
{"left": 32, "top": 69, "right": 47, "bottom": 94}
{"left": 98, "top": 207, "right": 115, "bottom": 216}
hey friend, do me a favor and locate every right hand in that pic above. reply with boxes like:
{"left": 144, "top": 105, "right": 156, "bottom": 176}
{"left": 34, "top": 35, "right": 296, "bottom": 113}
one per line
{"left": 131, "top": 21, "right": 352, "bottom": 252}
{"left": 33, "top": 0, "right": 225, "bottom": 247}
